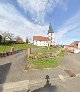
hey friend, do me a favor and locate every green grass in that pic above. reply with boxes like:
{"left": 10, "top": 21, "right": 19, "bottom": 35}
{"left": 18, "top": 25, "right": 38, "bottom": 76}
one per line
{"left": 0, "top": 44, "right": 36, "bottom": 53}
{"left": 25, "top": 47, "right": 69, "bottom": 70}
{"left": 33, "top": 47, "right": 59, "bottom": 54}
{"left": 58, "top": 50, "right": 69, "bottom": 57}
{"left": 28, "top": 58, "right": 60, "bottom": 69}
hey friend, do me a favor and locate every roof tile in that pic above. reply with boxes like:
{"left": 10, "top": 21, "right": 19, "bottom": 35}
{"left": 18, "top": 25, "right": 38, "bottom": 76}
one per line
{"left": 33, "top": 36, "right": 50, "bottom": 41}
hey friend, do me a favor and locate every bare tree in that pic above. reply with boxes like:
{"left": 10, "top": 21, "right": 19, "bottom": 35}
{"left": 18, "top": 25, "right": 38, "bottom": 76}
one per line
{"left": 2, "top": 32, "right": 14, "bottom": 42}
{"left": 7, "top": 33, "right": 14, "bottom": 41}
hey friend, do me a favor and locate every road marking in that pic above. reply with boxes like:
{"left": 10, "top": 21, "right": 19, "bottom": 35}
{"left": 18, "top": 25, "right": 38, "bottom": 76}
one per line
{"left": 76, "top": 73, "right": 80, "bottom": 77}
{"left": 59, "top": 75, "right": 66, "bottom": 82}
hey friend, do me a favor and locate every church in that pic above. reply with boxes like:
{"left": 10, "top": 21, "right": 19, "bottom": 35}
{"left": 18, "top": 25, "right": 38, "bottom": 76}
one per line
{"left": 33, "top": 24, "right": 55, "bottom": 46}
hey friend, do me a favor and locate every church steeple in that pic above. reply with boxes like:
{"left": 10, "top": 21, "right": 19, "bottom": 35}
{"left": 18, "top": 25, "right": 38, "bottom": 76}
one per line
{"left": 48, "top": 23, "right": 54, "bottom": 34}
{"left": 47, "top": 23, "right": 55, "bottom": 46}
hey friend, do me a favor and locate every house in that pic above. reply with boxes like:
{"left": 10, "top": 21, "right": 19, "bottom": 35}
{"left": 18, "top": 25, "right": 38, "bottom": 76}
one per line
{"left": 64, "top": 45, "right": 70, "bottom": 49}
{"left": 33, "top": 23, "right": 55, "bottom": 46}
{"left": 33, "top": 36, "right": 51, "bottom": 46}
{"left": 69, "top": 41, "right": 80, "bottom": 48}
{"left": 78, "top": 42, "right": 80, "bottom": 48}
{"left": 65, "top": 41, "right": 80, "bottom": 53}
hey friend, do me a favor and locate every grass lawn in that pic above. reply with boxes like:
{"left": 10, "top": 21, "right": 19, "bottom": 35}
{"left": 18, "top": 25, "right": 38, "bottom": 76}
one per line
{"left": 0, "top": 44, "right": 36, "bottom": 53}
{"left": 26, "top": 47, "right": 69, "bottom": 70}
{"left": 58, "top": 50, "right": 69, "bottom": 57}
{"left": 27, "top": 58, "right": 60, "bottom": 69}
{"left": 32, "top": 47, "right": 60, "bottom": 54}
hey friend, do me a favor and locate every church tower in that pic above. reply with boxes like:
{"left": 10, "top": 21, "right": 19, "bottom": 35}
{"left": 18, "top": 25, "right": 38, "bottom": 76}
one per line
{"left": 48, "top": 23, "right": 55, "bottom": 46}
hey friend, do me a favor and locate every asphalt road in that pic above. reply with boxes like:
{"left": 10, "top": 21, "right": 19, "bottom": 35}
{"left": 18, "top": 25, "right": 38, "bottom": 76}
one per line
{"left": 0, "top": 50, "right": 28, "bottom": 83}
{"left": 59, "top": 53, "right": 80, "bottom": 74}
{"left": 16, "top": 75, "right": 80, "bottom": 92}
{"left": 19, "top": 53, "right": 80, "bottom": 92}
{"left": 0, "top": 52, "right": 80, "bottom": 92}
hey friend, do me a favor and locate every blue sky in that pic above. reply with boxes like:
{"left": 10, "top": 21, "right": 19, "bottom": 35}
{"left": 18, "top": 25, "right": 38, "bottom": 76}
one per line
{"left": 0, "top": 0, "right": 80, "bottom": 45}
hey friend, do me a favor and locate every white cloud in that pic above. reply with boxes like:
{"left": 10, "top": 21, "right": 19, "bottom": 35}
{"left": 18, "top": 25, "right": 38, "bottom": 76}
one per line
{"left": 1, "top": 1, "right": 79, "bottom": 45}
{"left": 0, "top": 3, "right": 49, "bottom": 41}
{"left": 55, "top": 11, "right": 80, "bottom": 45}
{"left": 17, "top": 0, "right": 66, "bottom": 24}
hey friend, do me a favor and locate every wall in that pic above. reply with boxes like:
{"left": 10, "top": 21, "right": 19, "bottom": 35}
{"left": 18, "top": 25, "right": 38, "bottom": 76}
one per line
{"left": 78, "top": 42, "right": 80, "bottom": 48}
{"left": 33, "top": 40, "right": 49, "bottom": 46}
{"left": 48, "top": 33, "right": 55, "bottom": 45}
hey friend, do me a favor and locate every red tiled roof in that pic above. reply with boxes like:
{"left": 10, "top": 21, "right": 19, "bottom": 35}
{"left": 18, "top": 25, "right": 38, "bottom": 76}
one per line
{"left": 70, "top": 41, "right": 80, "bottom": 46}
{"left": 33, "top": 36, "right": 50, "bottom": 41}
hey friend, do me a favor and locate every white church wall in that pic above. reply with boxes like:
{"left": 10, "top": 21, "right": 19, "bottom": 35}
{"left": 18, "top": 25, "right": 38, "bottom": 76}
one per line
{"left": 33, "top": 40, "right": 49, "bottom": 46}
{"left": 33, "top": 40, "right": 37, "bottom": 46}
{"left": 48, "top": 33, "right": 55, "bottom": 45}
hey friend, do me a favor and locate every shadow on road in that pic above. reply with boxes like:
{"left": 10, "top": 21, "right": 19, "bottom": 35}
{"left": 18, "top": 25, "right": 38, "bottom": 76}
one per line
{"left": 0, "top": 63, "right": 11, "bottom": 92}
{"left": 30, "top": 75, "right": 58, "bottom": 92}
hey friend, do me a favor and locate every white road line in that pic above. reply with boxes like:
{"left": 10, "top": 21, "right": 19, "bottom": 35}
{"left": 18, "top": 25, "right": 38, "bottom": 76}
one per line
{"left": 76, "top": 73, "right": 80, "bottom": 77}
{"left": 59, "top": 75, "right": 66, "bottom": 82}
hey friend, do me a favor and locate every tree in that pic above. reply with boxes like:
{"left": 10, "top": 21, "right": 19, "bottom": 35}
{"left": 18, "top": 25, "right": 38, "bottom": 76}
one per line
{"left": 0, "top": 35, "right": 2, "bottom": 44}
{"left": 26, "top": 37, "right": 29, "bottom": 44}
{"left": 15, "top": 36, "right": 23, "bottom": 44}
{"left": 2, "top": 32, "right": 14, "bottom": 42}
{"left": 7, "top": 33, "right": 14, "bottom": 41}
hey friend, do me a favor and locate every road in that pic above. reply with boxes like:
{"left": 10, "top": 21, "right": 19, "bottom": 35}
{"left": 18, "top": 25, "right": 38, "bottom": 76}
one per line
{"left": 0, "top": 52, "right": 80, "bottom": 92}
{"left": 0, "top": 50, "right": 67, "bottom": 83}
{"left": 59, "top": 53, "right": 80, "bottom": 74}
{"left": 0, "top": 50, "right": 67, "bottom": 92}
{"left": 20, "top": 53, "right": 80, "bottom": 92}
{"left": 0, "top": 50, "right": 28, "bottom": 84}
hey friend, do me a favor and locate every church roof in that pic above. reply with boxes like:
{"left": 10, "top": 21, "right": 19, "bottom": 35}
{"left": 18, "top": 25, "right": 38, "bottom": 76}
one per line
{"left": 48, "top": 23, "right": 54, "bottom": 33}
{"left": 33, "top": 36, "right": 50, "bottom": 41}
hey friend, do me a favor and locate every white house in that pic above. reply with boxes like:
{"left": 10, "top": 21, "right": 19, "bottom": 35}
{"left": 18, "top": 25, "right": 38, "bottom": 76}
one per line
{"left": 64, "top": 41, "right": 80, "bottom": 53}
{"left": 33, "top": 36, "right": 51, "bottom": 46}
{"left": 33, "top": 24, "right": 55, "bottom": 46}
{"left": 78, "top": 42, "right": 80, "bottom": 48}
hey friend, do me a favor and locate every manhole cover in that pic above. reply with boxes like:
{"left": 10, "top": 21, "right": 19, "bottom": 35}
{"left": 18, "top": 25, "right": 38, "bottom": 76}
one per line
{"left": 64, "top": 70, "right": 76, "bottom": 77}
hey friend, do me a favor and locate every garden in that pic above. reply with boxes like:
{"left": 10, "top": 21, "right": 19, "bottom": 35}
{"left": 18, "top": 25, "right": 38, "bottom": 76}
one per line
{"left": 26, "top": 47, "right": 69, "bottom": 70}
